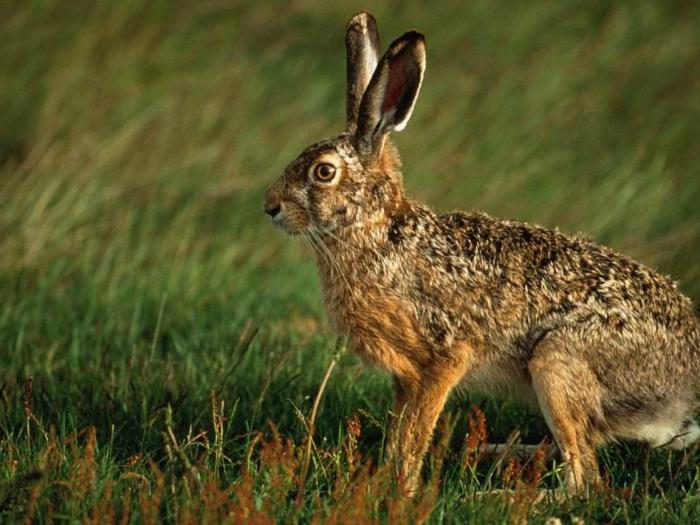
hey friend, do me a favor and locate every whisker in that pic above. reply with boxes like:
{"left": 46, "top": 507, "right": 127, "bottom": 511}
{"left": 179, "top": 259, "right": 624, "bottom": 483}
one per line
{"left": 303, "top": 232, "right": 331, "bottom": 275}
{"left": 302, "top": 233, "right": 323, "bottom": 265}
{"left": 308, "top": 226, "right": 399, "bottom": 299}
{"left": 321, "top": 229, "right": 364, "bottom": 256}
{"left": 309, "top": 229, "right": 354, "bottom": 293}
{"left": 309, "top": 230, "right": 339, "bottom": 277}
{"left": 311, "top": 226, "right": 403, "bottom": 298}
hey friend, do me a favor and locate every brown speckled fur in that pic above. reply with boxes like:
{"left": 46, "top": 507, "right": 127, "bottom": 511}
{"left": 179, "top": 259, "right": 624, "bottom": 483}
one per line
{"left": 264, "top": 12, "right": 700, "bottom": 494}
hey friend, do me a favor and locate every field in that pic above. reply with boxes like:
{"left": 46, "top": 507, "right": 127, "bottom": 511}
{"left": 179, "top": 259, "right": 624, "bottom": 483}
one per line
{"left": 2, "top": 0, "right": 700, "bottom": 522}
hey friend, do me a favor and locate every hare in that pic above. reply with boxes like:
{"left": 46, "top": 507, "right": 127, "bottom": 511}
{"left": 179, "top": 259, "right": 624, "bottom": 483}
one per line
{"left": 263, "top": 12, "right": 700, "bottom": 494}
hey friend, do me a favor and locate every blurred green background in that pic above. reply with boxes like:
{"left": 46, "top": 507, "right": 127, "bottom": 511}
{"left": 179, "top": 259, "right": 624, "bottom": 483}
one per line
{"left": 1, "top": 0, "right": 699, "bottom": 521}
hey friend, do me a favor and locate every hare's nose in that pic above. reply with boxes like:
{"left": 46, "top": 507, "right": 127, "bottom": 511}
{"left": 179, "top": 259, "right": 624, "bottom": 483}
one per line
{"left": 265, "top": 204, "right": 281, "bottom": 217}
{"left": 263, "top": 189, "right": 282, "bottom": 217}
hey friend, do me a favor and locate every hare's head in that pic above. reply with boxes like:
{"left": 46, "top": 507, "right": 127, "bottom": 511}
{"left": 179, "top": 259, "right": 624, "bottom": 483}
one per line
{"left": 264, "top": 13, "right": 426, "bottom": 235}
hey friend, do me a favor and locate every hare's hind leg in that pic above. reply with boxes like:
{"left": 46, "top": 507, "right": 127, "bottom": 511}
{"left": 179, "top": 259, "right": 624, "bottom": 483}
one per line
{"left": 528, "top": 337, "right": 605, "bottom": 494}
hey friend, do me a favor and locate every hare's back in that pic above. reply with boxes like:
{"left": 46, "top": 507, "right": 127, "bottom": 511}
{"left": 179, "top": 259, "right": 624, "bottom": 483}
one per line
{"left": 440, "top": 211, "right": 698, "bottom": 337}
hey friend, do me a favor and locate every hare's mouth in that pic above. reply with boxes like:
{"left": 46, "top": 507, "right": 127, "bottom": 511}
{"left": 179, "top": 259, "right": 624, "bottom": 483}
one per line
{"left": 270, "top": 208, "right": 285, "bottom": 226}
{"left": 269, "top": 202, "right": 309, "bottom": 236}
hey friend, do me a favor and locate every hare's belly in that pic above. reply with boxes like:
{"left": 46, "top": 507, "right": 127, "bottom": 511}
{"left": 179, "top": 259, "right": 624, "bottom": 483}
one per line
{"left": 461, "top": 358, "right": 539, "bottom": 408}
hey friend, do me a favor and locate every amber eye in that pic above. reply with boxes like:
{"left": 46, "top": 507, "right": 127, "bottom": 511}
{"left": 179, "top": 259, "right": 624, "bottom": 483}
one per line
{"left": 312, "top": 163, "right": 337, "bottom": 182}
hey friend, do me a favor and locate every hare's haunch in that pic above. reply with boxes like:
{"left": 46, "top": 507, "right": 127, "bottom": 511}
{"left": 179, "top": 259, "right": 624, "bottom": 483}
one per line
{"left": 264, "top": 12, "right": 700, "bottom": 494}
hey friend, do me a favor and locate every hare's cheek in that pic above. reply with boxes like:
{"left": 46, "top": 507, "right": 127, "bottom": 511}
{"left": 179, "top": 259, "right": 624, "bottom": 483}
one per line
{"left": 334, "top": 204, "right": 356, "bottom": 226}
{"left": 307, "top": 202, "right": 345, "bottom": 232}
{"left": 311, "top": 207, "right": 336, "bottom": 230}
{"left": 280, "top": 202, "right": 310, "bottom": 234}
{"left": 327, "top": 199, "right": 355, "bottom": 227}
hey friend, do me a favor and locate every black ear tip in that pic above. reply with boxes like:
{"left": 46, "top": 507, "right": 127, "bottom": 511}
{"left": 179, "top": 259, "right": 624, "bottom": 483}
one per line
{"left": 387, "top": 31, "right": 427, "bottom": 56}
{"left": 402, "top": 31, "right": 426, "bottom": 48}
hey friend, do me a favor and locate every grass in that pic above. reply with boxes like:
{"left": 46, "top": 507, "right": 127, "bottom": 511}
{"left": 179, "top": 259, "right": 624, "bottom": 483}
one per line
{"left": 1, "top": 0, "right": 700, "bottom": 522}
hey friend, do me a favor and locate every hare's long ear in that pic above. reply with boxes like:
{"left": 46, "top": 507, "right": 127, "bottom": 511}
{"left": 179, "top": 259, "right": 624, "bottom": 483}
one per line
{"left": 345, "top": 12, "right": 381, "bottom": 132}
{"left": 354, "top": 31, "right": 426, "bottom": 159}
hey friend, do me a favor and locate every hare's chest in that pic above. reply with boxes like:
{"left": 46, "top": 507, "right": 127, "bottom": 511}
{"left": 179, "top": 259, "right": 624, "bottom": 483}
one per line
{"left": 324, "top": 285, "right": 431, "bottom": 380}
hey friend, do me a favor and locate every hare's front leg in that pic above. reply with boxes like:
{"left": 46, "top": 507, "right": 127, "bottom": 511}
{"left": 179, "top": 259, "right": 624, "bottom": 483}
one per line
{"left": 385, "top": 372, "right": 462, "bottom": 493}
{"left": 384, "top": 377, "right": 410, "bottom": 462}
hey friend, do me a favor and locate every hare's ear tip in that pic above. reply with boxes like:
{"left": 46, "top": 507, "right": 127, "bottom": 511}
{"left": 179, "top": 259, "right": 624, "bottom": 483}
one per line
{"left": 387, "top": 31, "right": 427, "bottom": 59}
{"left": 405, "top": 30, "right": 425, "bottom": 40}
{"left": 398, "top": 31, "right": 426, "bottom": 47}
{"left": 347, "top": 11, "right": 377, "bottom": 30}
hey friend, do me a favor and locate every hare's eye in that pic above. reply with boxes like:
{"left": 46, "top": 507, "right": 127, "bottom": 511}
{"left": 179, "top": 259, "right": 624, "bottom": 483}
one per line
{"left": 312, "top": 163, "right": 337, "bottom": 182}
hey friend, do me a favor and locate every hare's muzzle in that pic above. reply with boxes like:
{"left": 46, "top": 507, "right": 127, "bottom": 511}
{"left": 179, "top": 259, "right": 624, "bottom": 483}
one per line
{"left": 263, "top": 177, "right": 310, "bottom": 234}
{"left": 263, "top": 189, "right": 282, "bottom": 219}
